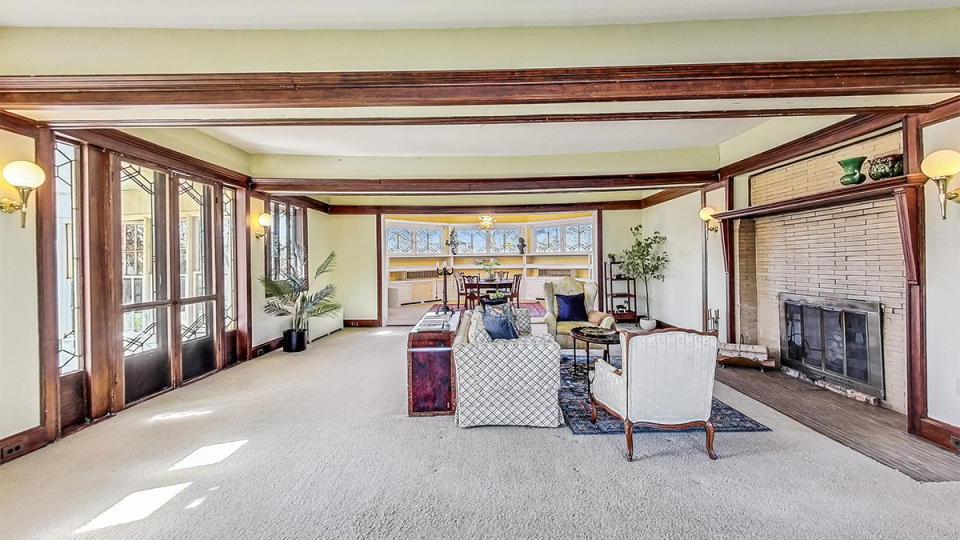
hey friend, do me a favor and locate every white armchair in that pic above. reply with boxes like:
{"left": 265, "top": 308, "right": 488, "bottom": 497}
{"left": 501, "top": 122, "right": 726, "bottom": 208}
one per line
{"left": 590, "top": 328, "right": 720, "bottom": 461}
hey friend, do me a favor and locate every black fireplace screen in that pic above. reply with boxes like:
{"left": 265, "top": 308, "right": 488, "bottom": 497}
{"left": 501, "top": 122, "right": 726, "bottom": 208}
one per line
{"left": 780, "top": 294, "right": 884, "bottom": 398}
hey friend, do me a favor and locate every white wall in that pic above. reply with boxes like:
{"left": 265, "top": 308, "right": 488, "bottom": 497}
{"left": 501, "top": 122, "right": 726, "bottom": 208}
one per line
{"left": 0, "top": 129, "right": 41, "bottom": 439}
{"left": 604, "top": 196, "right": 707, "bottom": 330}
{"left": 704, "top": 188, "right": 728, "bottom": 338}
{"left": 922, "top": 117, "right": 960, "bottom": 427}
{"left": 639, "top": 192, "right": 705, "bottom": 330}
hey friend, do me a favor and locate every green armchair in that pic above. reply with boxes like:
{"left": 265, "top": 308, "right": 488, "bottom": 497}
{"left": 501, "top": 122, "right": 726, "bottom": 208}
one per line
{"left": 543, "top": 276, "right": 615, "bottom": 348}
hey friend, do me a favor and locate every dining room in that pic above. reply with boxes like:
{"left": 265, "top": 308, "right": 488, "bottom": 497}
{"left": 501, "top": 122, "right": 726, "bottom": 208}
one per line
{"left": 382, "top": 212, "right": 598, "bottom": 325}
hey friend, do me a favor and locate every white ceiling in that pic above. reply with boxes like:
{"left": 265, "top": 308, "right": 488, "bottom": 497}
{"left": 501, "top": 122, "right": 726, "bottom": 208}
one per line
{"left": 1, "top": 1, "right": 953, "bottom": 30}
{"left": 199, "top": 118, "right": 766, "bottom": 157}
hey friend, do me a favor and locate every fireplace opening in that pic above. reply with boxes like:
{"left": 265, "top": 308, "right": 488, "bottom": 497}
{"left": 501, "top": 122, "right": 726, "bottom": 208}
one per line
{"left": 779, "top": 294, "right": 884, "bottom": 398}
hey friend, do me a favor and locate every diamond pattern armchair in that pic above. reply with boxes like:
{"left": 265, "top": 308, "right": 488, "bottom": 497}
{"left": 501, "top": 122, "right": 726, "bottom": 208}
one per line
{"left": 543, "top": 276, "right": 615, "bottom": 348}
{"left": 453, "top": 308, "right": 562, "bottom": 428}
{"left": 590, "top": 328, "right": 720, "bottom": 461}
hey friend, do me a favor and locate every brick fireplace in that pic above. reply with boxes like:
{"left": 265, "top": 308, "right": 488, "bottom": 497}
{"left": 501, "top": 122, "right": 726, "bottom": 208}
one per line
{"left": 734, "top": 131, "right": 908, "bottom": 413}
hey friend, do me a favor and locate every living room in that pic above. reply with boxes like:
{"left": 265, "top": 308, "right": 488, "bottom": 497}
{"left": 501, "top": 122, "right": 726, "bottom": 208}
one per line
{"left": 1, "top": 3, "right": 960, "bottom": 538}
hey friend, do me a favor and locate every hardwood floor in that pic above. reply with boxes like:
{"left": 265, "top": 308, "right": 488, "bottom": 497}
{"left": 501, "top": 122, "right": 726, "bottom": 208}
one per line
{"left": 715, "top": 366, "right": 960, "bottom": 482}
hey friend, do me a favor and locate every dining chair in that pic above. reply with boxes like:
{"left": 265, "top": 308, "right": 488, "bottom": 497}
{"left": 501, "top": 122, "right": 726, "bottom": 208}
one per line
{"left": 454, "top": 272, "right": 466, "bottom": 309}
{"left": 463, "top": 274, "right": 480, "bottom": 309}
{"left": 508, "top": 273, "right": 522, "bottom": 307}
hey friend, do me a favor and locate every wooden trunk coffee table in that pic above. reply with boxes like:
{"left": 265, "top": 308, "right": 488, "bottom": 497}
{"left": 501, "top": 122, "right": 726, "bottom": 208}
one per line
{"left": 570, "top": 326, "right": 620, "bottom": 394}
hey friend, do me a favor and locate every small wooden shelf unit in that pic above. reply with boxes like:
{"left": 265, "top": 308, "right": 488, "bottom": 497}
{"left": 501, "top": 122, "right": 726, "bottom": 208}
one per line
{"left": 603, "top": 260, "right": 639, "bottom": 324}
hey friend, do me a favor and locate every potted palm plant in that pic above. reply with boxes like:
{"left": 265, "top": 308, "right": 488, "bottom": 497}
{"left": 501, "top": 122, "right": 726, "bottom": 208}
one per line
{"left": 261, "top": 247, "right": 341, "bottom": 352}
{"left": 619, "top": 225, "right": 669, "bottom": 331}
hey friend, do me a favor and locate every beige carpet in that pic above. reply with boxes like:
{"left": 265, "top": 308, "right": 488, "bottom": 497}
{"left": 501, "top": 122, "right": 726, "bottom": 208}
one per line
{"left": 1, "top": 327, "right": 958, "bottom": 539}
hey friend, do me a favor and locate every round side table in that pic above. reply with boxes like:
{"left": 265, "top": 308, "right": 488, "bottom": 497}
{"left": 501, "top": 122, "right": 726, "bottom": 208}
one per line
{"left": 570, "top": 326, "right": 620, "bottom": 395}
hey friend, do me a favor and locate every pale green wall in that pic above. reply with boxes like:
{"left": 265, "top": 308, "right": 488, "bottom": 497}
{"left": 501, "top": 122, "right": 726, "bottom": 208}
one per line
{"left": 251, "top": 147, "right": 720, "bottom": 179}
{"left": 2, "top": 9, "right": 957, "bottom": 74}
{"left": 250, "top": 197, "right": 292, "bottom": 344}
{"left": 922, "top": 117, "right": 960, "bottom": 427}
{"left": 123, "top": 128, "right": 252, "bottom": 175}
{"left": 717, "top": 116, "right": 848, "bottom": 167}
{"left": 324, "top": 189, "right": 653, "bottom": 207}
{"left": 0, "top": 129, "right": 41, "bottom": 439}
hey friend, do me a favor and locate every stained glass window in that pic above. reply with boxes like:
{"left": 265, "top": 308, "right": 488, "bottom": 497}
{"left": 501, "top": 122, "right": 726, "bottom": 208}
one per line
{"left": 564, "top": 224, "right": 592, "bottom": 252}
{"left": 386, "top": 228, "right": 413, "bottom": 253}
{"left": 55, "top": 141, "right": 83, "bottom": 373}
{"left": 489, "top": 229, "right": 521, "bottom": 253}
{"left": 415, "top": 229, "right": 442, "bottom": 253}
{"left": 458, "top": 229, "right": 487, "bottom": 253}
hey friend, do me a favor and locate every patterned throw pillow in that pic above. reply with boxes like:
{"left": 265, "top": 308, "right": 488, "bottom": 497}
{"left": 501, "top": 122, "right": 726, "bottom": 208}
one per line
{"left": 481, "top": 310, "right": 519, "bottom": 340}
{"left": 468, "top": 309, "right": 493, "bottom": 343}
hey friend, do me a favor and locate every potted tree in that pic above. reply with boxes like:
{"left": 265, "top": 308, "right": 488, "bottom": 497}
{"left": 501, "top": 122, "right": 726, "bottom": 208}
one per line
{"left": 619, "top": 225, "right": 669, "bottom": 331}
{"left": 261, "top": 247, "right": 341, "bottom": 352}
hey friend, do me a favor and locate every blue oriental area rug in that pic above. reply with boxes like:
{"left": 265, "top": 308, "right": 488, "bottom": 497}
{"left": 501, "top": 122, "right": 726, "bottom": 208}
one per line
{"left": 559, "top": 355, "right": 771, "bottom": 435}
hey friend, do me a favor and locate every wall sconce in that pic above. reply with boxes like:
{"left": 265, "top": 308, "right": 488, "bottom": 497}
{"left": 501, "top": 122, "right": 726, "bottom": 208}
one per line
{"left": 0, "top": 160, "right": 46, "bottom": 229}
{"left": 921, "top": 149, "right": 960, "bottom": 220}
{"left": 699, "top": 206, "right": 719, "bottom": 233}
{"left": 255, "top": 212, "right": 273, "bottom": 239}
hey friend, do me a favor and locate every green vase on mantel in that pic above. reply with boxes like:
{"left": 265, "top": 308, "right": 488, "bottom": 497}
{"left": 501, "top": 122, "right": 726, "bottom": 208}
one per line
{"left": 838, "top": 156, "right": 867, "bottom": 186}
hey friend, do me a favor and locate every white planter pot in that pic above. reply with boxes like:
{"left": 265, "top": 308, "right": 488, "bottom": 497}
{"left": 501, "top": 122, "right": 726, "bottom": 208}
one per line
{"left": 638, "top": 318, "right": 657, "bottom": 331}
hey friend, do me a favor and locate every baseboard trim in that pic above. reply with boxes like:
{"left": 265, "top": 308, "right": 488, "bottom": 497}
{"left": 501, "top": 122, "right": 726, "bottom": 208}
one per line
{"left": 0, "top": 425, "right": 49, "bottom": 464}
{"left": 250, "top": 337, "right": 283, "bottom": 358}
{"left": 344, "top": 319, "right": 381, "bottom": 328}
{"left": 918, "top": 417, "right": 960, "bottom": 454}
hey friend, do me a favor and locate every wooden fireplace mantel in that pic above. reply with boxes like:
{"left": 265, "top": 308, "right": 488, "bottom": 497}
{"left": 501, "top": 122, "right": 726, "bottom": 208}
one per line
{"left": 713, "top": 174, "right": 927, "bottom": 222}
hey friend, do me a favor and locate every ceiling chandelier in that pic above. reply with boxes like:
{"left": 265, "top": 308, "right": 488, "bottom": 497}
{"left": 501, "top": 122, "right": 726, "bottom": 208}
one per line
{"left": 477, "top": 215, "right": 495, "bottom": 230}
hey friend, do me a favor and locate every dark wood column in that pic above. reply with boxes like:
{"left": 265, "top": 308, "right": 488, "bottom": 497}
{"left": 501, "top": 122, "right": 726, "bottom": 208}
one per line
{"left": 34, "top": 128, "right": 60, "bottom": 441}
{"left": 895, "top": 115, "right": 927, "bottom": 437}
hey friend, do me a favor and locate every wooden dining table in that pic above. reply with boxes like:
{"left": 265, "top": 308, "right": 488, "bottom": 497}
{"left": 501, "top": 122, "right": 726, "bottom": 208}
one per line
{"left": 470, "top": 278, "right": 514, "bottom": 294}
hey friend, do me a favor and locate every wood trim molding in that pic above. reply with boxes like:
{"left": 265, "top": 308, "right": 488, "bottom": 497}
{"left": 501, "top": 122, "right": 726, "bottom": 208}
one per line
{"left": 344, "top": 319, "right": 381, "bottom": 328}
{"left": 376, "top": 213, "right": 383, "bottom": 327}
{"left": 58, "top": 129, "right": 249, "bottom": 188}
{"left": 918, "top": 417, "right": 960, "bottom": 454}
{"left": 917, "top": 95, "right": 960, "bottom": 127}
{"left": 40, "top": 105, "right": 938, "bottom": 129}
{"left": 714, "top": 174, "right": 925, "bottom": 221}
{"left": 3, "top": 58, "right": 957, "bottom": 108}
{"left": 35, "top": 128, "right": 60, "bottom": 442}
{"left": 250, "top": 337, "right": 283, "bottom": 358}
{"left": 324, "top": 187, "right": 699, "bottom": 215}
{"left": 0, "top": 110, "right": 39, "bottom": 137}
{"left": 718, "top": 114, "right": 906, "bottom": 178}
{"left": 250, "top": 171, "right": 717, "bottom": 195}
{"left": 0, "top": 425, "right": 47, "bottom": 464}
{"left": 638, "top": 187, "right": 703, "bottom": 209}
{"left": 894, "top": 185, "right": 927, "bottom": 435}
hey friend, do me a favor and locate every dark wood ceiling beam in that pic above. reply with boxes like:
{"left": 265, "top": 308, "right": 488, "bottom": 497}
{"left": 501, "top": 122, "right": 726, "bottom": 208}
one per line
{"left": 250, "top": 171, "right": 717, "bottom": 195}
{"left": 323, "top": 186, "right": 700, "bottom": 215}
{"left": 39, "top": 105, "right": 937, "bottom": 128}
{"left": 2, "top": 57, "right": 957, "bottom": 108}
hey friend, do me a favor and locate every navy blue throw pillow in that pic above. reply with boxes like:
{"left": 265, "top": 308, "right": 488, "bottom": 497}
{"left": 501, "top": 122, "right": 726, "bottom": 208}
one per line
{"left": 556, "top": 293, "right": 588, "bottom": 322}
{"left": 482, "top": 311, "right": 519, "bottom": 340}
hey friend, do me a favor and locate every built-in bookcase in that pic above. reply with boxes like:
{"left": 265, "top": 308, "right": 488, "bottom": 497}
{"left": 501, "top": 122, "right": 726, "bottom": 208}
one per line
{"left": 384, "top": 214, "right": 596, "bottom": 304}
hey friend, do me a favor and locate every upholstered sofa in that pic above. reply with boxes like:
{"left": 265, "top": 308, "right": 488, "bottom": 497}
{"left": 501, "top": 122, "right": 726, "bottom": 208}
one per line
{"left": 543, "top": 276, "right": 615, "bottom": 348}
{"left": 452, "top": 307, "right": 563, "bottom": 428}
